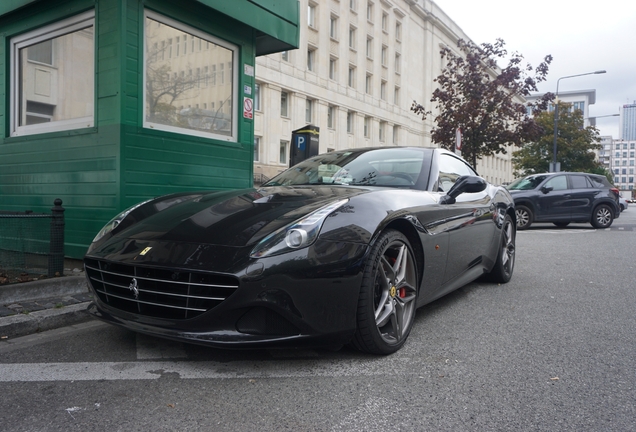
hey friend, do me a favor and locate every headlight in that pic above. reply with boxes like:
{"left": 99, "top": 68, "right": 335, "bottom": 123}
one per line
{"left": 92, "top": 199, "right": 153, "bottom": 243}
{"left": 250, "top": 199, "right": 349, "bottom": 258}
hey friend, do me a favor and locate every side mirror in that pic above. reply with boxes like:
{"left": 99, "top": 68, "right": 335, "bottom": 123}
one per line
{"left": 541, "top": 186, "right": 553, "bottom": 194}
{"left": 440, "top": 175, "right": 487, "bottom": 205}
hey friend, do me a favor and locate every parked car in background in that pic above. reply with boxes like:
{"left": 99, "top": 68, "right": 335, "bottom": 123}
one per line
{"left": 506, "top": 172, "right": 620, "bottom": 229}
{"left": 84, "top": 147, "right": 516, "bottom": 355}
{"left": 619, "top": 196, "right": 628, "bottom": 211}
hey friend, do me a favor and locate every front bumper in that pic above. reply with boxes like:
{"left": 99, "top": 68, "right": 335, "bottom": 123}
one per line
{"left": 84, "top": 241, "right": 368, "bottom": 349}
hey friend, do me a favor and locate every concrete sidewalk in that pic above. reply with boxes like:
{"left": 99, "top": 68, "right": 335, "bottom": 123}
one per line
{"left": 0, "top": 270, "right": 93, "bottom": 340}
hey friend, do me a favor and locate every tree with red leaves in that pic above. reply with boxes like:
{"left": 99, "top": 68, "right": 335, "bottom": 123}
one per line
{"left": 411, "top": 38, "right": 553, "bottom": 168}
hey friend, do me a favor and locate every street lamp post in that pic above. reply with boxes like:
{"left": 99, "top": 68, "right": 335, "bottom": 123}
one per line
{"left": 551, "top": 70, "right": 606, "bottom": 172}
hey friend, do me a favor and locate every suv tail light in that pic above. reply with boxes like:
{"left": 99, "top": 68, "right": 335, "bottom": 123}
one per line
{"left": 610, "top": 187, "right": 620, "bottom": 198}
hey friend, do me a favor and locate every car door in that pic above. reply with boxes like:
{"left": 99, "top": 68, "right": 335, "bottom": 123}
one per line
{"left": 567, "top": 174, "right": 596, "bottom": 219}
{"left": 534, "top": 174, "right": 571, "bottom": 221}
{"left": 431, "top": 153, "right": 494, "bottom": 285}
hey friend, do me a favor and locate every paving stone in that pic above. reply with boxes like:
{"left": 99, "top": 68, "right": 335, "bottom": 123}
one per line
{"left": 0, "top": 306, "right": 16, "bottom": 317}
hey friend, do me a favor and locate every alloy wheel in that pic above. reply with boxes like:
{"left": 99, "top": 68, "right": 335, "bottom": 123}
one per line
{"left": 373, "top": 241, "right": 417, "bottom": 345}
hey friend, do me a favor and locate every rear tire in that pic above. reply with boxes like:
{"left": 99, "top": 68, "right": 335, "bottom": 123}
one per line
{"left": 484, "top": 214, "right": 515, "bottom": 283}
{"left": 352, "top": 230, "right": 418, "bottom": 355}
{"left": 515, "top": 205, "right": 533, "bottom": 230}
{"left": 591, "top": 204, "right": 614, "bottom": 228}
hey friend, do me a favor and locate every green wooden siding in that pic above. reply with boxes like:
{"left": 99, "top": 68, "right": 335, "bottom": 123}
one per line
{"left": 0, "top": 0, "right": 299, "bottom": 259}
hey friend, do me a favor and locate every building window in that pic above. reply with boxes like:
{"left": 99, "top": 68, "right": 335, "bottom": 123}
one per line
{"left": 379, "top": 121, "right": 385, "bottom": 142}
{"left": 11, "top": 11, "right": 95, "bottom": 136}
{"left": 144, "top": 11, "right": 238, "bottom": 141}
{"left": 348, "top": 66, "right": 356, "bottom": 88}
{"left": 329, "top": 58, "right": 337, "bottom": 80}
{"left": 308, "top": 4, "right": 316, "bottom": 28}
{"left": 349, "top": 26, "right": 356, "bottom": 49}
{"left": 381, "top": 45, "right": 388, "bottom": 66}
{"left": 306, "top": 99, "right": 313, "bottom": 123}
{"left": 328, "top": 105, "right": 335, "bottom": 129}
{"left": 364, "top": 116, "right": 370, "bottom": 137}
{"left": 281, "top": 51, "right": 289, "bottom": 62}
{"left": 366, "top": 74, "right": 372, "bottom": 94}
{"left": 280, "top": 140, "right": 288, "bottom": 164}
{"left": 395, "top": 52, "right": 401, "bottom": 74}
{"left": 395, "top": 21, "right": 402, "bottom": 41}
{"left": 281, "top": 91, "right": 289, "bottom": 117}
{"left": 380, "top": 81, "right": 387, "bottom": 101}
{"left": 330, "top": 15, "right": 338, "bottom": 39}
{"left": 254, "top": 137, "right": 260, "bottom": 162}
{"left": 366, "top": 37, "right": 373, "bottom": 59}
{"left": 350, "top": 0, "right": 357, "bottom": 12}
{"left": 394, "top": 86, "right": 400, "bottom": 105}
{"left": 393, "top": 125, "right": 399, "bottom": 144}
{"left": 254, "top": 83, "right": 261, "bottom": 111}
{"left": 347, "top": 112, "right": 355, "bottom": 134}
{"left": 367, "top": 1, "right": 374, "bottom": 22}
{"left": 307, "top": 48, "right": 316, "bottom": 72}
{"left": 382, "top": 12, "right": 388, "bottom": 32}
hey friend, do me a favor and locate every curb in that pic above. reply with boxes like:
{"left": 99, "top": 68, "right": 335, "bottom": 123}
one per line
{"left": 0, "top": 274, "right": 88, "bottom": 304}
{"left": 1, "top": 274, "right": 93, "bottom": 340}
{"left": 0, "top": 302, "right": 92, "bottom": 340}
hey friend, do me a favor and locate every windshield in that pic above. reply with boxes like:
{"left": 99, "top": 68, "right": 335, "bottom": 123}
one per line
{"left": 506, "top": 174, "right": 549, "bottom": 191}
{"left": 263, "top": 148, "right": 428, "bottom": 189}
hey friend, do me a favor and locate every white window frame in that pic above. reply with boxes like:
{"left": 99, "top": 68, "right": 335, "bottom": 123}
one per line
{"left": 143, "top": 10, "right": 238, "bottom": 142}
{"left": 330, "top": 15, "right": 339, "bottom": 40}
{"left": 10, "top": 10, "right": 95, "bottom": 137}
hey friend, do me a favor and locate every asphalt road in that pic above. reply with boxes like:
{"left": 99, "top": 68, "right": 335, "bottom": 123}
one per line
{"left": 1, "top": 211, "right": 635, "bottom": 432}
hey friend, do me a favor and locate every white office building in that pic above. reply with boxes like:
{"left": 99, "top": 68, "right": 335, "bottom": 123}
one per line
{"left": 252, "top": 0, "right": 517, "bottom": 186}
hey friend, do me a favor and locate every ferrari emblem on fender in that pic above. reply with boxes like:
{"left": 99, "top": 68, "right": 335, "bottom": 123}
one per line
{"left": 129, "top": 278, "right": 139, "bottom": 299}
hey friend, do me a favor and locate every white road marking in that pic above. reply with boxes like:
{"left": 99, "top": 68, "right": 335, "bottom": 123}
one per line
{"left": 0, "top": 357, "right": 429, "bottom": 382}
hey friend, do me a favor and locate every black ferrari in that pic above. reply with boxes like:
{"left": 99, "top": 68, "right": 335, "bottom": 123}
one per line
{"left": 84, "top": 147, "right": 516, "bottom": 354}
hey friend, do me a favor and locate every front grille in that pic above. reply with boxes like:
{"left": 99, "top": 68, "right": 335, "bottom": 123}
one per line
{"left": 84, "top": 258, "right": 239, "bottom": 319}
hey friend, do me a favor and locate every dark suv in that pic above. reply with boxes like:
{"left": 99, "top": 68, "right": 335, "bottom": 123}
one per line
{"left": 506, "top": 172, "right": 620, "bottom": 229}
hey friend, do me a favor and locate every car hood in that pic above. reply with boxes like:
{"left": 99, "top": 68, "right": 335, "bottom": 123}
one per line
{"left": 104, "top": 186, "right": 370, "bottom": 249}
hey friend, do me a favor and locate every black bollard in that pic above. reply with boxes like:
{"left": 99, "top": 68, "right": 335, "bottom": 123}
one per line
{"left": 48, "top": 198, "right": 65, "bottom": 277}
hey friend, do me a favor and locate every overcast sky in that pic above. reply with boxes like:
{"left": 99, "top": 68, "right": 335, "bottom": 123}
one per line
{"left": 432, "top": 0, "right": 636, "bottom": 138}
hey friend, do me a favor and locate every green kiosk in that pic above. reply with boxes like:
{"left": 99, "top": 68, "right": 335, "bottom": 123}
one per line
{"left": 0, "top": 0, "right": 300, "bottom": 258}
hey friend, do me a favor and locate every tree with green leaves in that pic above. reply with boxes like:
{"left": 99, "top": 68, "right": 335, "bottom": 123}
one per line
{"left": 511, "top": 102, "right": 602, "bottom": 177}
{"left": 411, "top": 39, "right": 553, "bottom": 167}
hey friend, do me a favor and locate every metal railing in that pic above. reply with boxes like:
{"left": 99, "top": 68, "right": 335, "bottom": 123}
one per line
{"left": 253, "top": 173, "right": 270, "bottom": 186}
{"left": 0, "top": 199, "right": 65, "bottom": 278}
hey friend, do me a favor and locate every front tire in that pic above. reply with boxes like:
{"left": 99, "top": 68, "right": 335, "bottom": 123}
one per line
{"left": 484, "top": 214, "right": 516, "bottom": 283}
{"left": 591, "top": 204, "right": 614, "bottom": 228}
{"left": 352, "top": 230, "right": 418, "bottom": 355}
{"left": 515, "top": 205, "right": 533, "bottom": 230}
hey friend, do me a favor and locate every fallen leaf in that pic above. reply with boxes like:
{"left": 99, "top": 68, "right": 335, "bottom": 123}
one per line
{"left": 550, "top": 377, "right": 559, "bottom": 381}
{"left": 167, "top": 403, "right": 175, "bottom": 408}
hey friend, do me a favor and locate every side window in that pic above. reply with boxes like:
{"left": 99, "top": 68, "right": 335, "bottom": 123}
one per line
{"left": 437, "top": 154, "right": 477, "bottom": 193}
{"left": 569, "top": 175, "right": 591, "bottom": 189}
{"left": 144, "top": 10, "right": 239, "bottom": 141}
{"left": 11, "top": 11, "right": 95, "bottom": 136}
{"left": 544, "top": 175, "right": 568, "bottom": 191}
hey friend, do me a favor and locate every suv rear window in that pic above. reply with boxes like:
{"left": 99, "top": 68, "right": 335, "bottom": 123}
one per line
{"left": 588, "top": 175, "right": 609, "bottom": 188}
